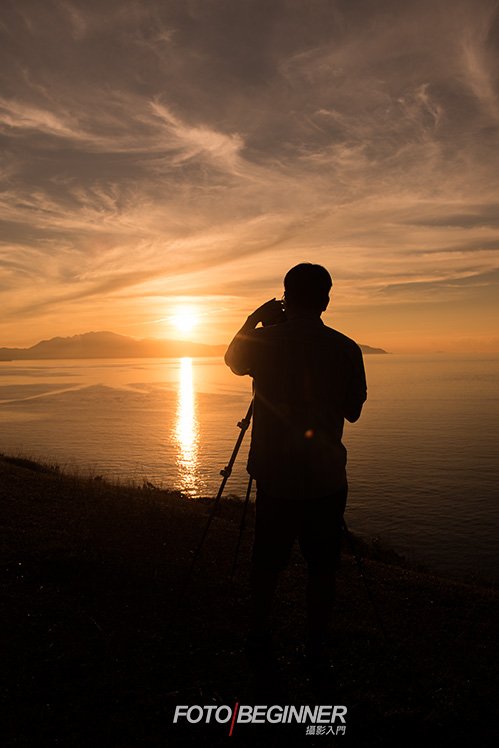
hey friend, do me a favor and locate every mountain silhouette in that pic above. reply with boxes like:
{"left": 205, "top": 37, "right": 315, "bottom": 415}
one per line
{"left": 0, "top": 331, "right": 387, "bottom": 360}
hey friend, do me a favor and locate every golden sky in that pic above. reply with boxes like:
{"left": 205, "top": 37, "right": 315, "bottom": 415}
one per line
{"left": 1, "top": 0, "right": 499, "bottom": 352}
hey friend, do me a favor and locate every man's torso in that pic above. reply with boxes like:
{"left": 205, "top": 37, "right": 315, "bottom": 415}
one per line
{"left": 244, "top": 316, "right": 365, "bottom": 498}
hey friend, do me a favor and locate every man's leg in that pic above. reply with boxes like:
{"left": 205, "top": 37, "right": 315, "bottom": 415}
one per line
{"left": 305, "top": 569, "right": 336, "bottom": 651}
{"left": 249, "top": 566, "right": 279, "bottom": 637}
{"left": 299, "top": 486, "right": 347, "bottom": 654}
{"left": 248, "top": 488, "right": 296, "bottom": 656}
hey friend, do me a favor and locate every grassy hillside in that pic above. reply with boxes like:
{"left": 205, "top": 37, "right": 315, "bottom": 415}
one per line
{"left": 1, "top": 454, "right": 498, "bottom": 747}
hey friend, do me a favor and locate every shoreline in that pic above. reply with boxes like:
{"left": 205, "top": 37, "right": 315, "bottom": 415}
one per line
{"left": 2, "top": 451, "right": 495, "bottom": 589}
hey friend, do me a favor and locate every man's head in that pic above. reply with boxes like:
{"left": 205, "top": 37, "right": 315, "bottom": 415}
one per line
{"left": 283, "top": 263, "right": 332, "bottom": 314}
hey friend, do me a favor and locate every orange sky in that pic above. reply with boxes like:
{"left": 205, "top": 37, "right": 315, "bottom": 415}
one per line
{"left": 1, "top": 0, "right": 499, "bottom": 353}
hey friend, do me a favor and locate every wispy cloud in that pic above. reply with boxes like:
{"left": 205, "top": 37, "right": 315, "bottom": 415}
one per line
{"left": 0, "top": 0, "right": 498, "bottom": 349}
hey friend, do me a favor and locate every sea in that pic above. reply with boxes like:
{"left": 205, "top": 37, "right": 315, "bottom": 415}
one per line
{"left": 1, "top": 354, "right": 498, "bottom": 585}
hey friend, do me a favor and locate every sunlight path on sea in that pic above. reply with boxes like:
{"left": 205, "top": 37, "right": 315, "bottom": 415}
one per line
{"left": 172, "top": 357, "right": 199, "bottom": 496}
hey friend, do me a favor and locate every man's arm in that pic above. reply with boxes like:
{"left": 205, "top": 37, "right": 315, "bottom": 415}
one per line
{"left": 224, "top": 299, "right": 284, "bottom": 376}
{"left": 343, "top": 344, "right": 367, "bottom": 423}
{"left": 224, "top": 315, "right": 259, "bottom": 376}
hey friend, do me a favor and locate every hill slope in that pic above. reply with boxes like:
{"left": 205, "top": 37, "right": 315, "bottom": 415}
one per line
{"left": 1, "top": 454, "right": 496, "bottom": 746}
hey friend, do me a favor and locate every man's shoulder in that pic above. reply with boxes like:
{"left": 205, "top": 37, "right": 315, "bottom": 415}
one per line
{"left": 321, "top": 325, "right": 363, "bottom": 355}
{"left": 254, "top": 320, "right": 361, "bottom": 347}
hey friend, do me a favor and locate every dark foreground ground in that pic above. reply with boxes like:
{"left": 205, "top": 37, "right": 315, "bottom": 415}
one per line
{"left": 1, "top": 454, "right": 498, "bottom": 747}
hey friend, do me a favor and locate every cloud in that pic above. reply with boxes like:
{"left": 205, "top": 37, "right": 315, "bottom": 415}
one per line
{"left": 0, "top": 0, "right": 498, "bottom": 348}
{"left": 379, "top": 268, "right": 499, "bottom": 299}
{"left": 149, "top": 100, "right": 244, "bottom": 170}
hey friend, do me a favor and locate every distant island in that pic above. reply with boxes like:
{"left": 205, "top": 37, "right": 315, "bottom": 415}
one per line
{"left": 360, "top": 344, "right": 387, "bottom": 355}
{"left": 0, "top": 331, "right": 387, "bottom": 360}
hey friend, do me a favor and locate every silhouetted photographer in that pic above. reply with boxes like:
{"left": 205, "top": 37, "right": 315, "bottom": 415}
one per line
{"left": 225, "top": 263, "right": 367, "bottom": 679}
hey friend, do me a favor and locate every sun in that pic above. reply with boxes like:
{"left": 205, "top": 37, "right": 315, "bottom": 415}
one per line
{"left": 170, "top": 307, "right": 198, "bottom": 336}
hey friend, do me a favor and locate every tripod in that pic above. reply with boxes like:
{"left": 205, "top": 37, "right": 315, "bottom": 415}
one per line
{"left": 177, "top": 400, "right": 253, "bottom": 604}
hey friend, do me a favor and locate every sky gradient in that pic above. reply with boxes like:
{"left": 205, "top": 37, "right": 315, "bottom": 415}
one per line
{"left": 1, "top": 0, "right": 499, "bottom": 352}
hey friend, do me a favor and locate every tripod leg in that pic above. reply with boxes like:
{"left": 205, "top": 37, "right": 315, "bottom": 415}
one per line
{"left": 176, "top": 401, "right": 253, "bottom": 607}
{"left": 230, "top": 475, "right": 253, "bottom": 581}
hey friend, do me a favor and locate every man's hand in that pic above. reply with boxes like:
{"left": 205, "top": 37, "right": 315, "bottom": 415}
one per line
{"left": 225, "top": 298, "right": 285, "bottom": 375}
{"left": 247, "top": 299, "right": 285, "bottom": 327}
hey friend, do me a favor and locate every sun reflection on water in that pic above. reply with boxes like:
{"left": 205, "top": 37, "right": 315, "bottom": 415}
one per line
{"left": 173, "top": 357, "right": 199, "bottom": 495}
